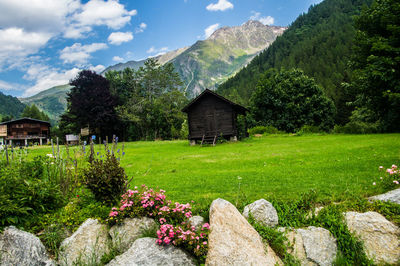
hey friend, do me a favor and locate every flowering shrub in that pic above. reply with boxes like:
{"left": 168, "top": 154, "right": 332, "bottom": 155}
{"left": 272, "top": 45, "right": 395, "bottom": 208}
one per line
{"left": 108, "top": 185, "right": 192, "bottom": 225}
{"left": 157, "top": 222, "right": 209, "bottom": 260}
{"left": 373, "top": 164, "right": 399, "bottom": 190}
{"left": 107, "top": 185, "right": 209, "bottom": 263}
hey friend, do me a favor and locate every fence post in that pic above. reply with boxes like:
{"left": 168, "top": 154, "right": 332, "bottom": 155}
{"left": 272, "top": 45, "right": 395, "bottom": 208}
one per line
{"left": 5, "top": 142, "right": 9, "bottom": 165}
{"left": 57, "top": 137, "right": 60, "bottom": 160}
{"left": 51, "top": 139, "right": 55, "bottom": 157}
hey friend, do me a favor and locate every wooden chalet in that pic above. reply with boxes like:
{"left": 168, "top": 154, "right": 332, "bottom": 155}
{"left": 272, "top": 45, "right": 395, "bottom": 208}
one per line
{"left": 182, "top": 89, "right": 247, "bottom": 145}
{"left": 0, "top": 118, "right": 51, "bottom": 146}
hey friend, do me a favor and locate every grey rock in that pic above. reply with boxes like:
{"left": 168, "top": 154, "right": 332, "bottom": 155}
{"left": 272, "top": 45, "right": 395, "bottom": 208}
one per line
{"left": 107, "top": 237, "right": 195, "bottom": 266}
{"left": 0, "top": 226, "right": 54, "bottom": 266}
{"left": 58, "top": 218, "right": 110, "bottom": 265}
{"left": 109, "top": 217, "right": 156, "bottom": 253}
{"left": 369, "top": 188, "right": 400, "bottom": 205}
{"left": 282, "top": 226, "right": 337, "bottom": 266}
{"left": 298, "top": 227, "right": 337, "bottom": 266}
{"left": 243, "top": 199, "right": 279, "bottom": 227}
{"left": 206, "top": 198, "right": 282, "bottom": 265}
{"left": 189, "top": 216, "right": 204, "bottom": 231}
{"left": 345, "top": 211, "right": 400, "bottom": 264}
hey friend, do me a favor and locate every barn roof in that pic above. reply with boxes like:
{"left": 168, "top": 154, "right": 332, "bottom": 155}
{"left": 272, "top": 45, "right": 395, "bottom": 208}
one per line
{"left": 0, "top": 117, "right": 51, "bottom": 125}
{"left": 182, "top": 89, "right": 248, "bottom": 114}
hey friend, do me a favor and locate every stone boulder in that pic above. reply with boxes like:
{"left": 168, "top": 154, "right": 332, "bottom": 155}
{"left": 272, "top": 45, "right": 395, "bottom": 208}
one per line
{"left": 283, "top": 226, "right": 337, "bottom": 266}
{"left": 369, "top": 188, "right": 400, "bottom": 205}
{"left": 107, "top": 237, "right": 195, "bottom": 266}
{"left": 58, "top": 218, "right": 110, "bottom": 265}
{"left": 109, "top": 217, "right": 156, "bottom": 253}
{"left": 344, "top": 211, "right": 400, "bottom": 264}
{"left": 243, "top": 199, "right": 279, "bottom": 227}
{"left": 0, "top": 226, "right": 54, "bottom": 266}
{"left": 206, "top": 198, "right": 281, "bottom": 265}
{"left": 189, "top": 215, "right": 205, "bottom": 230}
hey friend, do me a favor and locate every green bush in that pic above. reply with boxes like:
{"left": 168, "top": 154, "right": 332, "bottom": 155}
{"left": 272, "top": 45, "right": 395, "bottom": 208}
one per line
{"left": 84, "top": 153, "right": 128, "bottom": 204}
{"left": 0, "top": 157, "right": 64, "bottom": 229}
{"left": 296, "top": 125, "right": 323, "bottom": 135}
{"left": 333, "top": 121, "right": 379, "bottom": 134}
{"left": 248, "top": 125, "right": 280, "bottom": 135}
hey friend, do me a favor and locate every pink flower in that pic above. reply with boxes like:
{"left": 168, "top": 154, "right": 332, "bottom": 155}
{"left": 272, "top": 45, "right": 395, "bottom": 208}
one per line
{"left": 109, "top": 211, "right": 118, "bottom": 217}
{"left": 164, "top": 237, "right": 171, "bottom": 244}
{"left": 379, "top": 166, "right": 384, "bottom": 170}
{"left": 202, "top": 223, "right": 210, "bottom": 230}
{"left": 203, "top": 241, "right": 207, "bottom": 245}
{"left": 159, "top": 218, "right": 166, "bottom": 224}
{"left": 373, "top": 182, "right": 376, "bottom": 186}
{"left": 392, "top": 164, "right": 397, "bottom": 169}
{"left": 196, "top": 245, "right": 200, "bottom": 250}
{"left": 394, "top": 180, "right": 399, "bottom": 185}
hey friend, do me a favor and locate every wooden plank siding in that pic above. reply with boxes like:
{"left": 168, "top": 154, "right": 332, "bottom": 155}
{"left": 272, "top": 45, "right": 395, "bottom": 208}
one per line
{"left": 182, "top": 89, "right": 247, "bottom": 141}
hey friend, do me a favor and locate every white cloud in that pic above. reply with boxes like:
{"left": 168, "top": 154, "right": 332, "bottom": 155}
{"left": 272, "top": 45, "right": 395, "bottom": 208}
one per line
{"left": 146, "top": 46, "right": 169, "bottom": 55}
{"left": 0, "top": 80, "right": 26, "bottom": 91}
{"left": 0, "top": 0, "right": 79, "bottom": 34}
{"left": 22, "top": 65, "right": 81, "bottom": 97}
{"left": 135, "top": 22, "right": 147, "bottom": 33}
{"left": 60, "top": 42, "right": 108, "bottom": 65}
{"left": 204, "top": 23, "right": 220, "bottom": 38}
{"left": 0, "top": 0, "right": 137, "bottom": 69}
{"left": 89, "top": 64, "right": 106, "bottom": 73}
{"left": 0, "top": 80, "right": 14, "bottom": 90}
{"left": 113, "top": 56, "right": 124, "bottom": 62}
{"left": 108, "top": 32, "right": 133, "bottom": 45}
{"left": 0, "top": 28, "right": 52, "bottom": 69}
{"left": 67, "top": 0, "right": 137, "bottom": 38}
{"left": 250, "top": 11, "right": 275, "bottom": 25}
{"left": 206, "top": 0, "right": 233, "bottom": 11}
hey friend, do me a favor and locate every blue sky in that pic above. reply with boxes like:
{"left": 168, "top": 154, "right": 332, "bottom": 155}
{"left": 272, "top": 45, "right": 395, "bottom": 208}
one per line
{"left": 0, "top": 0, "right": 322, "bottom": 97}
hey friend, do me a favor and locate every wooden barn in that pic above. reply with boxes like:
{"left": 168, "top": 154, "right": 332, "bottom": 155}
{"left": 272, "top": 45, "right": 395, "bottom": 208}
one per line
{"left": 0, "top": 117, "right": 51, "bottom": 146}
{"left": 182, "top": 89, "right": 247, "bottom": 145}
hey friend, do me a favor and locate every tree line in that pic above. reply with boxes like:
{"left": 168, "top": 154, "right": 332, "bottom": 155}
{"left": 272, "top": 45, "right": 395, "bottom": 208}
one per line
{"left": 58, "top": 59, "right": 188, "bottom": 141}
{"left": 55, "top": 0, "right": 398, "bottom": 140}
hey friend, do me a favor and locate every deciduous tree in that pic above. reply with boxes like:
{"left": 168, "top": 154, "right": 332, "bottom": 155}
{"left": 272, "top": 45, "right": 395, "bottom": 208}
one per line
{"left": 351, "top": 0, "right": 400, "bottom": 131}
{"left": 250, "top": 68, "right": 335, "bottom": 132}
{"left": 61, "top": 70, "right": 119, "bottom": 138}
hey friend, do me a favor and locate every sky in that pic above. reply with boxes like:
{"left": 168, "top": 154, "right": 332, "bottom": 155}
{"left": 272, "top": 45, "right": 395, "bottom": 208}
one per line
{"left": 0, "top": 0, "right": 322, "bottom": 98}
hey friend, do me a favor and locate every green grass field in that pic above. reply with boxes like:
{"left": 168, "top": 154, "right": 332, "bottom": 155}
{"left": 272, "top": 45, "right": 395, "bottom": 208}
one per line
{"left": 24, "top": 134, "right": 400, "bottom": 207}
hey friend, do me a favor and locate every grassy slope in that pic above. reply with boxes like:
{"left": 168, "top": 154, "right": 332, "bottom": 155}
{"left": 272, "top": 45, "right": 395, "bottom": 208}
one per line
{"left": 19, "top": 84, "right": 72, "bottom": 123}
{"left": 28, "top": 134, "right": 400, "bottom": 207}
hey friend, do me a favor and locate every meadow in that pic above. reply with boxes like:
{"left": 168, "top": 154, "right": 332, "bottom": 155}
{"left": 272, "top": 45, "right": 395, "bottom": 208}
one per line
{"left": 25, "top": 133, "right": 400, "bottom": 207}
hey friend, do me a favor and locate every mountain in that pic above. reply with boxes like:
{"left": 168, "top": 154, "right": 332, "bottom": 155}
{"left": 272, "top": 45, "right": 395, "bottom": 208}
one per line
{"left": 19, "top": 84, "right": 72, "bottom": 123}
{"left": 0, "top": 92, "right": 26, "bottom": 119}
{"left": 103, "top": 20, "right": 286, "bottom": 97}
{"left": 24, "top": 20, "right": 285, "bottom": 122}
{"left": 217, "top": 0, "right": 372, "bottom": 124}
{"left": 101, "top": 46, "right": 189, "bottom": 74}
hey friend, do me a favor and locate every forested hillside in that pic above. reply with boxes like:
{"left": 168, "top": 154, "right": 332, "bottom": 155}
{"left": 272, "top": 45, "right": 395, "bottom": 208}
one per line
{"left": 217, "top": 0, "right": 372, "bottom": 124}
{"left": 20, "top": 84, "right": 72, "bottom": 123}
{"left": 0, "top": 92, "right": 26, "bottom": 119}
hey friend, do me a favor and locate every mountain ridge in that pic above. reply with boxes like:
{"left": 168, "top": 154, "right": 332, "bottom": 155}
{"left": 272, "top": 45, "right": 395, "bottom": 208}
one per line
{"left": 21, "top": 20, "right": 286, "bottom": 121}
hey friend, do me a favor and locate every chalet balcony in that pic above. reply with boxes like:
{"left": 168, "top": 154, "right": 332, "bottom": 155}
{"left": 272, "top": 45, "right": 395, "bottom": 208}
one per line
{"left": 7, "top": 134, "right": 48, "bottom": 140}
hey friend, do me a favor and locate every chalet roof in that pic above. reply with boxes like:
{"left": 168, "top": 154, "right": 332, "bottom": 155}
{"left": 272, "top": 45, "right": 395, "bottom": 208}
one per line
{"left": 0, "top": 117, "right": 51, "bottom": 126}
{"left": 181, "top": 89, "right": 248, "bottom": 114}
